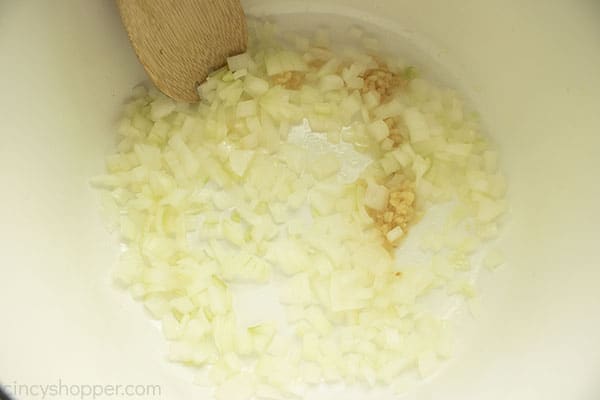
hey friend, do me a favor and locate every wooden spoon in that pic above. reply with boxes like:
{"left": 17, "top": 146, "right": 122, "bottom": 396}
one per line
{"left": 116, "top": 0, "right": 247, "bottom": 102}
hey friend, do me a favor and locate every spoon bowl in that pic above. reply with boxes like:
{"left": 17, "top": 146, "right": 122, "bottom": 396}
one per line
{"left": 116, "top": 0, "right": 247, "bottom": 102}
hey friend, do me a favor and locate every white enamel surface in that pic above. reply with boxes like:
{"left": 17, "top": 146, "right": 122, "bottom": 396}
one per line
{"left": 1, "top": 1, "right": 599, "bottom": 400}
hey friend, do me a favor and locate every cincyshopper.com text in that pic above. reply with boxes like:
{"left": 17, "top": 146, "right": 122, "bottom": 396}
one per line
{"left": 1, "top": 380, "right": 161, "bottom": 399}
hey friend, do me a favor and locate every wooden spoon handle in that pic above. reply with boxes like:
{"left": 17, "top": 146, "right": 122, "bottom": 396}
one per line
{"left": 116, "top": 0, "right": 247, "bottom": 102}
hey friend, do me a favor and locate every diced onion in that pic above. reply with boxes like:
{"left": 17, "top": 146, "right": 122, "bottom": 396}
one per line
{"left": 364, "top": 180, "right": 389, "bottom": 211}
{"left": 227, "top": 53, "right": 253, "bottom": 72}
{"left": 93, "top": 18, "right": 507, "bottom": 398}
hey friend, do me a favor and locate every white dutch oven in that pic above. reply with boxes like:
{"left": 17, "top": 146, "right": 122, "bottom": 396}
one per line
{"left": 1, "top": 1, "right": 599, "bottom": 399}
